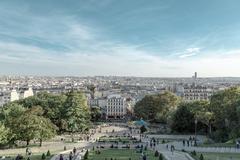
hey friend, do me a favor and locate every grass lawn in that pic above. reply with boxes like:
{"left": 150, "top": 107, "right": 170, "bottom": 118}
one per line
{"left": 192, "top": 152, "right": 240, "bottom": 160}
{"left": 98, "top": 137, "right": 138, "bottom": 143}
{"left": 89, "top": 149, "right": 163, "bottom": 160}
{"left": 3, "top": 154, "right": 53, "bottom": 160}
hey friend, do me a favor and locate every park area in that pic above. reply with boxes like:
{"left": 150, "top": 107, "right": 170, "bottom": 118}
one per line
{"left": 89, "top": 148, "right": 164, "bottom": 160}
{"left": 3, "top": 153, "right": 52, "bottom": 160}
{"left": 98, "top": 136, "right": 139, "bottom": 144}
{"left": 192, "top": 152, "right": 240, "bottom": 160}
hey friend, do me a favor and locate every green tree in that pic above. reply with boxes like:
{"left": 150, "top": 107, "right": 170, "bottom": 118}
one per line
{"left": 0, "top": 123, "right": 9, "bottom": 146}
{"left": 3, "top": 105, "right": 56, "bottom": 146}
{"left": 87, "top": 84, "right": 96, "bottom": 99}
{"left": 171, "top": 103, "right": 195, "bottom": 133}
{"left": 64, "top": 91, "right": 91, "bottom": 133}
{"left": 159, "top": 154, "right": 163, "bottom": 160}
{"left": 140, "top": 125, "right": 147, "bottom": 134}
{"left": 189, "top": 101, "right": 213, "bottom": 135}
{"left": 134, "top": 91, "right": 180, "bottom": 123}
{"left": 19, "top": 92, "right": 67, "bottom": 132}
{"left": 2, "top": 103, "right": 26, "bottom": 145}
{"left": 210, "top": 87, "right": 240, "bottom": 142}
{"left": 38, "top": 116, "right": 57, "bottom": 146}
{"left": 18, "top": 112, "right": 55, "bottom": 145}
{"left": 199, "top": 154, "right": 204, "bottom": 160}
{"left": 42, "top": 153, "right": 46, "bottom": 160}
{"left": 90, "top": 107, "right": 102, "bottom": 122}
{"left": 84, "top": 150, "right": 89, "bottom": 160}
{"left": 46, "top": 150, "right": 51, "bottom": 156}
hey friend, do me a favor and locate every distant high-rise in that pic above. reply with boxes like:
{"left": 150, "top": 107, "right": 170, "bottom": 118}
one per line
{"left": 194, "top": 72, "right": 197, "bottom": 79}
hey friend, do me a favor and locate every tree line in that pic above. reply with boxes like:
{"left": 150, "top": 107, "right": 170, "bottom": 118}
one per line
{"left": 134, "top": 87, "right": 240, "bottom": 142}
{"left": 0, "top": 91, "right": 92, "bottom": 147}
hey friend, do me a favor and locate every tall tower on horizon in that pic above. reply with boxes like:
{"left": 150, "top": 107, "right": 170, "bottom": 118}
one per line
{"left": 194, "top": 72, "right": 197, "bottom": 79}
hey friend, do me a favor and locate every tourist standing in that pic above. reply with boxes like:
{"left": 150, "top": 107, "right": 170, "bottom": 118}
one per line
{"left": 73, "top": 147, "right": 77, "bottom": 155}
{"left": 59, "top": 154, "right": 64, "bottom": 160}
{"left": 69, "top": 151, "right": 73, "bottom": 160}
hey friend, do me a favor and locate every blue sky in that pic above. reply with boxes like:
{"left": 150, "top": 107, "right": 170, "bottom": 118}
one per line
{"left": 0, "top": 0, "right": 240, "bottom": 77}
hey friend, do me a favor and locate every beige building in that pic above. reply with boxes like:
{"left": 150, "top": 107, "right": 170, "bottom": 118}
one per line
{"left": 10, "top": 89, "right": 19, "bottom": 102}
{"left": 106, "top": 95, "right": 127, "bottom": 119}
{"left": 184, "top": 86, "right": 213, "bottom": 101}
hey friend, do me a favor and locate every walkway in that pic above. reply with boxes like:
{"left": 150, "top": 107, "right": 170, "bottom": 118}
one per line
{"left": 163, "top": 141, "right": 240, "bottom": 153}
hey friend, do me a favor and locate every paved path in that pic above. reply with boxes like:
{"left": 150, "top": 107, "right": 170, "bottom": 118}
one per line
{"left": 51, "top": 148, "right": 88, "bottom": 160}
{"left": 50, "top": 125, "right": 240, "bottom": 160}
{"left": 142, "top": 138, "right": 193, "bottom": 160}
{"left": 164, "top": 141, "right": 240, "bottom": 153}
{"left": 51, "top": 125, "right": 130, "bottom": 160}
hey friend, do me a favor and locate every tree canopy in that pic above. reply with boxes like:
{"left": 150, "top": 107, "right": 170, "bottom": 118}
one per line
{"left": 170, "top": 103, "right": 195, "bottom": 133}
{"left": 170, "top": 87, "right": 240, "bottom": 142}
{"left": 134, "top": 91, "right": 180, "bottom": 123}
{"left": 209, "top": 87, "right": 240, "bottom": 142}
{"left": 0, "top": 90, "right": 91, "bottom": 147}
{"left": 64, "top": 91, "right": 91, "bottom": 133}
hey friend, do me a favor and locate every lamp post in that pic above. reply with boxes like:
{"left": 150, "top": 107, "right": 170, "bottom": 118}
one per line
{"left": 194, "top": 119, "right": 198, "bottom": 146}
{"left": 194, "top": 119, "right": 198, "bottom": 138}
{"left": 40, "top": 120, "right": 43, "bottom": 147}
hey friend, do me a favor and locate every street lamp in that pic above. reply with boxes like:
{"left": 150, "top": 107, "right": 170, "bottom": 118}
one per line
{"left": 40, "top": 120, "right": 43, "bottom": 147}
{"left": 194, "top": 119, "right": 197, "bottom": 146}
{"left": 194, "top": 119, "right": 198, "bottom": 140}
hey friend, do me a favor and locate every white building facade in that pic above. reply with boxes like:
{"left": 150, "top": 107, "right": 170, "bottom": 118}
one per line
{"left": 183, "top": 86, "right": 213, "bottom": 101}
{"left": 106, "top": 95, "right": 127, "bottom": 119}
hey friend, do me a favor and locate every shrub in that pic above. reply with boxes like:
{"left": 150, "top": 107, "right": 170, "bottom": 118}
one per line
{"left": 199, "top": 154, "right": 204, "bottom": 160}
{"left": 18, "top": 155, "right": 23, "bottom": 160}
{"left": 203, "top": 138, "right": 214, "bottom": 145}
{"left": 159, "top": 154, "right": 163, "bottom": 160}
{"left": 46, "top": 150, "right": 51, "bottom": 157}
{"left": 42, "top": 153, "right": 46, "bottom": 160}
{"left": 144, "top": 146, "right": 147, "bottom": 150}
{"left": 84, "top": 150, "right": 89, "bottom": 160}
{"left": 162, "top": 139, "right": 165, "bottom": 144}
{"left": 154, "top": 150, "right": 159, "bottom": 157}
{"left": 18, "top": 155, "right": 24, "bottom": 160}
{"left": 191, "top": 150, "right": 197, "bottom": 156}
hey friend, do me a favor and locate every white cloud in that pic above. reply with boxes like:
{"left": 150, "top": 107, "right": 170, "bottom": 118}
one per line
{"left": 1, "top": 39, "right": 240, "bottom": 77}
{"left": 0, "top": 6, "right": 240, "bottom": 77}
{"left": 179, "top": 52, "right": 197, "bottom": 58}
{"left": 179, "top": 47, "right": 201, "bottom": 58}
{"left": 186, "top": 47, "right": 200, "bottom": 53}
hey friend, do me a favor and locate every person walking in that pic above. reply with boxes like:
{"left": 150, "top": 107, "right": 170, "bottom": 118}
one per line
{"left": 73, "top": 147, "right": 77, "bottom": 155}
{"left": 69, "top": 151, "right": 73, "bottom": 160}
{"left": 59, "top": 154, "right": 64, "bottom": 160}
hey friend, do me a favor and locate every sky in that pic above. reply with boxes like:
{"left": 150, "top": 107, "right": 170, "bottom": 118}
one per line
{"left": 0, "top": 0, "right": 240, "bottom": 77}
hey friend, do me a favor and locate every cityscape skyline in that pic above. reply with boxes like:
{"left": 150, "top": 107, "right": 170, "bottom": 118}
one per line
{"left": 1, "top": 0, "right": 240, "bottom": 77}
